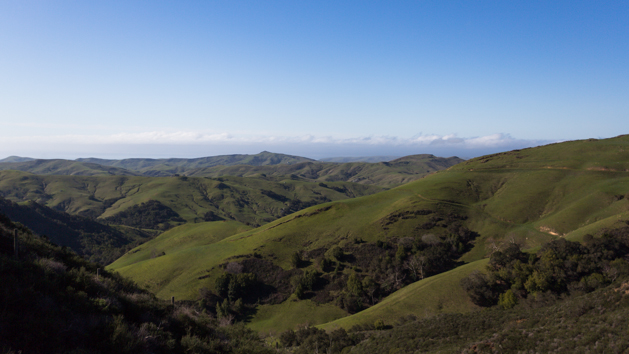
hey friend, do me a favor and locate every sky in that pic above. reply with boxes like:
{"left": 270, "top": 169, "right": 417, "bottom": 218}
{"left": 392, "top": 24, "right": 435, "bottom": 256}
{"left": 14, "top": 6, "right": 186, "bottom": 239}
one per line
{"left": 1, "top": 1, "right": 628, "bottom": 160}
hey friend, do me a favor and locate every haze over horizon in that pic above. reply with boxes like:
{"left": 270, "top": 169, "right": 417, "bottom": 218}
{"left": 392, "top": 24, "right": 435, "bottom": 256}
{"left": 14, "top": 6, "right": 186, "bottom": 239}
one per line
{"left": 1, "top": 1, "right": 627, "bottom": 159}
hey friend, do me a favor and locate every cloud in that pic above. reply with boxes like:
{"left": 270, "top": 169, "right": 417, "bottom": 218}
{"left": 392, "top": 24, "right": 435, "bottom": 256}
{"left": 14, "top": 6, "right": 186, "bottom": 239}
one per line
{"left": 3, "top": 131, "right": 542, "bottom": 146}
{"left": 0, "top": 131, "right": 555, "bottom": 159}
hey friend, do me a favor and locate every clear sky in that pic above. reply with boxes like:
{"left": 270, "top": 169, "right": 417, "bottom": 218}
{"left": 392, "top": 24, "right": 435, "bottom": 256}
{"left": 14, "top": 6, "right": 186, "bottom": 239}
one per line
{"left": 1, "top": 1, "right": 627, "bottom": 159}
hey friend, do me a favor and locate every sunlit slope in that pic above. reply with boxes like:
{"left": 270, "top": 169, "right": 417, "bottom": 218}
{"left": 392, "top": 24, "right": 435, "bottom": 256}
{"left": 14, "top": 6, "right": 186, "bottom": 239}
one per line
{"left": 109, "top": 136, "right": 629, "bottom": 302}
{"left": 109, "top": 220, "right": 253, "bottom": 269}
{"left": 248, "top": 300, "right": 348, "bottom": 334}
{"left": 0, "top": 172, "right": 382, "bottom": 225}
{"left": 319, "top": 259, "right": 488, "bottom": 330}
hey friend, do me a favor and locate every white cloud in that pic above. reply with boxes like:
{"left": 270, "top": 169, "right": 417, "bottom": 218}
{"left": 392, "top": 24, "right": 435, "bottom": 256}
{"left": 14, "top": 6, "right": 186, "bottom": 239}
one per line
{"left": 0, "top": 131, "right": 555, "bottom": 159}
{"left": 1, "top": 131, "right": 548, "bottom": 148}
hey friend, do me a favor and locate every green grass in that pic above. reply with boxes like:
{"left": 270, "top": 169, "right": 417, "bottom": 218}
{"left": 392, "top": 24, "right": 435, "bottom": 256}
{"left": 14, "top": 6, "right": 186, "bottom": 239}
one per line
{"left": 319, "top": 259, "right": 488, "bottom": 330}
{"left": 109, "top": 220, "right": 252, "bottom": 269}
{"left": 248, "top": 298, "right": 348, "bottom": 335}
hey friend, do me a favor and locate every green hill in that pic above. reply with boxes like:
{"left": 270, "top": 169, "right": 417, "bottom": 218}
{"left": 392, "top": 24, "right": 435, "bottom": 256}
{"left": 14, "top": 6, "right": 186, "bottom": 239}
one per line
{"left": 76, "top": 151, "right": 315, "bottom": 176}
{"left": 0, "top": 159, "right": 141, "bottom": 176}
{"left": 0, "top": 196, "right": 153, "bottom": 265}
{"left": 0, "top": 155, "right": 35, "bottom": 163}
{"left": 318, "top": 156, "right": 400, "bottom": 163}
{"left": 0, "top": 172, "right": 382, "bottom": 226}
{"left": 0, "top": 153, "right": 462, "bottom": 188}
{"left": 319, "top": 259, "right": 488, "bottom": 331}
{"left": 108, "top": 135, "right": 629, "bottom": 331}
{"left": 185, "top": 154, "right": 464, "bottom": 187}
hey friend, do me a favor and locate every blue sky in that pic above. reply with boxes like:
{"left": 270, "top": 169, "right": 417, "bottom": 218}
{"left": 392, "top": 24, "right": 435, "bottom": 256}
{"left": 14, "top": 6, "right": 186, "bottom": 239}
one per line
{"left": 1, "top": 1, "right": 627, "bottom": 159}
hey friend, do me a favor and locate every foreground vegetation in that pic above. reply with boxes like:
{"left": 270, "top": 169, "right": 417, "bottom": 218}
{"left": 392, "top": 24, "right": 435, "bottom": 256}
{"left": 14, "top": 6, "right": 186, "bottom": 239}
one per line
{"left": 0, "top": 196, "right": 154, "bottom": 265}
{"left": 280, "top": 226, "right": 629, "bottom": 353}
{"left": 0, "top": 214, "right": 274, "bottom": 354}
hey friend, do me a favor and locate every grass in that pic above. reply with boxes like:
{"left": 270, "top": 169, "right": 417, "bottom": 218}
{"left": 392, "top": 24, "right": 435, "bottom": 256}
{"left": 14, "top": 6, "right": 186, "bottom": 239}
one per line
{"left": 109, "top": 220, "right": 252, "bottom": 269}
{"left": 248, "top": 298, "right": 348, "bottom": 335}
{"left": 318, "top": 259, "right": 488, "bottom": 330}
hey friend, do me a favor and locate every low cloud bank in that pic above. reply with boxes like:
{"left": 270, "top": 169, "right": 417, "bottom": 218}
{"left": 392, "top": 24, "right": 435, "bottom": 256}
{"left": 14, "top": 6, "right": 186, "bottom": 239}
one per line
{"left": 0, "top": 132, "right": 555, "bottom": 159}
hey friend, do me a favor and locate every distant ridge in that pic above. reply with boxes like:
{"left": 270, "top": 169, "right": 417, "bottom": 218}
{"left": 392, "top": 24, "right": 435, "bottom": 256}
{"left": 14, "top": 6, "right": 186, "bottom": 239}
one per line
{"left": 0, "top": 159, "right": 140, "bottom": 176}
{"left": 318, "top": 156, "right": 401, "bottom": 163}
{"left": 76, "top": 151, "right": 315, "bottom": 171}
{"left": 0, "top": 152, "right": 463, "bottom": 185}
{"left": 0, "top": 156, "right": 35, "bottom": 163}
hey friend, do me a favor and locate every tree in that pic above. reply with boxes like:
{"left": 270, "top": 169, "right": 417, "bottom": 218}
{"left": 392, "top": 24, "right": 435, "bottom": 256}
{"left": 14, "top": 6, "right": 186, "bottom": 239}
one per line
{"left": 346, "top": 272, "right": 363, "bottom": 296}
{"left": 330, "top": 246, "right": 344, "bottom": 261}
{"left": 407, "top": 253, "right": 427, "bottom": 281}
{"left": 290, "top": 252, "right": 302, "bottom": 268}
{"left": 498, "top": 289, "right": 517, "bottom": 309}
{"left": 215, "top": 273, "right": 232, "bottom": 298}
{"left": 362, "top": 276, "right": 378, "bottom": 305}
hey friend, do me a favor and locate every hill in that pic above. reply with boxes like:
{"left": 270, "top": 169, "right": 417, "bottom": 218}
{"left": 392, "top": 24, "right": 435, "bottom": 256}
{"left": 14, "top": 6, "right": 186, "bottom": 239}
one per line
{"left": 0, "top": 153, "right": 463, "bottom": 188}
{"left": 0, "top": 196, "right": 153, "bottom": 265}
{"left": 318, "top": 156, "right": 400, "bottom": 163}
{"left": 76, "top": 151, "right": 315, "bottom": 176}
{"left": 0, "top": 159, "right": 141, "bottom": 176}
{"left": 185, "top": 154, "right": 464, "bottom": 187}
{"left": 0, "top": 214, "right": 274, "bottom": 354}
{"left": 0, "top": 155, "right": 35, "bottom": 163}
{"left": 318, "top": 259, "right": 487, "bottom": 331}
{"left": 0, "top": 172, "right": 382, "bottom": 226}
{"left": 108, "top": 135, "right": 629, "bottom": 331}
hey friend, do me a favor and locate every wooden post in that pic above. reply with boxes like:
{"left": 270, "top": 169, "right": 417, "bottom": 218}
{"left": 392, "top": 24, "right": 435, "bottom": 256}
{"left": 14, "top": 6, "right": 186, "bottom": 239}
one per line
{"left": 13, "top": 229, "right": 18, "bottom": 259}
{"left": 171, "top": 296, "right": 175, "bottom": 306}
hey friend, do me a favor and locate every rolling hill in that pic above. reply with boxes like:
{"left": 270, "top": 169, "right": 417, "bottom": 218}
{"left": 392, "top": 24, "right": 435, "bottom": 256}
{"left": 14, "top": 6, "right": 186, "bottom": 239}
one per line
{"left": 0, "top": 172, "right": 383, "bottom": 226}
{"left": 0, "top": 159, "right": 141, "bottom": 176}
{"left": 0, "top": 196, "right": 153, "bottom": 264}
{"left": 0, "top": 153, "right": 463, "bottom": 188}
{"left": 185, "top": 154, "right": 464, "bottom": 187}
{"left": 108, "top": 135, "right": 629, "bottom": 331}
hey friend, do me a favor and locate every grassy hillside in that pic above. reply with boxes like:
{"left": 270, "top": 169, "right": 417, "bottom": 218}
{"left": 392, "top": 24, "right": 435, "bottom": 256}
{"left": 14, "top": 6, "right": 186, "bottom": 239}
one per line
{"left": 186, "top": 154, "right": 464, "bottom": 187}
{"left": 108, "top": 135, "right": 629, "bottom": 332}
{"left": 318, "top": 156, "right": 400, "bottom": 163}
{"left": 77, "top": 151, "right": 314, "bottom": 175}
{"left": 0, "top": 172, "right": 382, "bottom": 226}
{"left": 0, "top": 156, "right": 35, "bottom": 163}
{"left": 0, "top": 159, "right": 140, "bottom": 176}
{"left": 110, "top": 221, "right": 253, "bottom": 269}
{"left": 0, "top": 153, "right": 462, "bottom": 188}
{"left": 319, "top": 259, "right": 487, "bottom": 330}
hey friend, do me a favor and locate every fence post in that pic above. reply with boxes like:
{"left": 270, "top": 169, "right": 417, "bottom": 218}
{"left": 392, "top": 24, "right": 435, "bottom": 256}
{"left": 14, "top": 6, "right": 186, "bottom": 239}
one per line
{"left": 13, "top": 229, "right": 18, "bottom": 258}
{"left": 96, "top": 268, "right": 101, "bottom": 279}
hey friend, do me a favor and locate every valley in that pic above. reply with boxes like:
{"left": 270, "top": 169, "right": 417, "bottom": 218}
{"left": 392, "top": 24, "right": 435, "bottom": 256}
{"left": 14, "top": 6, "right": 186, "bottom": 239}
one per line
{"left": 2, "top": 138, "right": 629, "bottom": 353}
